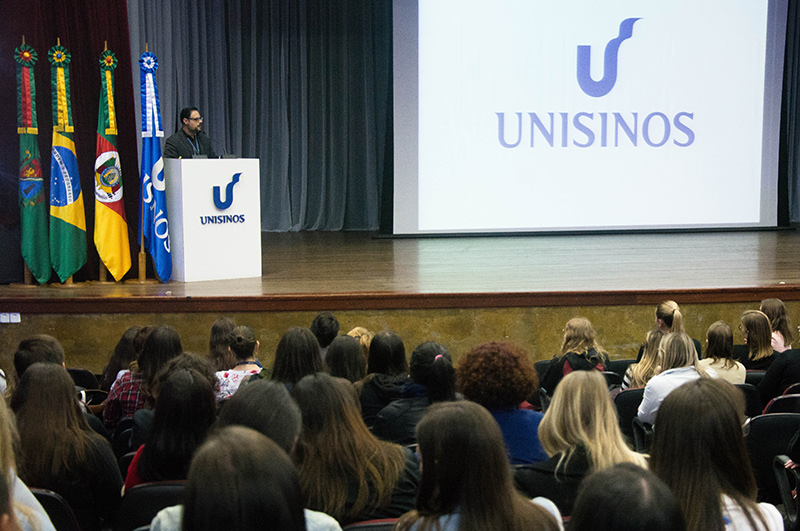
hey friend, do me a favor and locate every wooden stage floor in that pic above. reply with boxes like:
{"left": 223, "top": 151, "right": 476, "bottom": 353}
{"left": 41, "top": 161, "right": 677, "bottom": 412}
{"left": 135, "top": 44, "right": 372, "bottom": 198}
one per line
{"left": 2, "top": 230, "right": 800, "bottom": 314}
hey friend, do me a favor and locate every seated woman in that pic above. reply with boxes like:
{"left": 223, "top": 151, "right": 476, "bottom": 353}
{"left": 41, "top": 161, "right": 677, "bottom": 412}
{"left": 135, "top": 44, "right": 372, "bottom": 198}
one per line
{"left": 324, "top": 335, "right": 367, "bottom": 383}
{"left": 215, "top": 325, "right": 262, "bottom": 401}
{"left": 757, "top": 345, "right": 800, "bottom": 405}
{"left": 103, "top": 324, "right": 182, "bottom": 430}
{"left": 270, "top": 326, "right": 324, "bottom": 390}
{"left": 11, "top": 363, "right": 122, "bottom": 531}
{"left": 457, "top": 341, "right": 547, "bottom": 464}
{"left": 124, "top": 368, "right": 216, "bottom": 489}
{"left": 698, "top": 321, "right": 745, "bottom": 384}
{"left": 395, "top": 401, "right": 561, "bottom": 531}
{"left": 637, "top": 332, "right": 712, "bottom": 425}
{"left": 372, "top": 341, "right": 457, "bottom": 444}
{"left": 346, "top": 327, "right": 375, "bottom": 361}
{"left": 760, "top": 298, "right": 794, "bottom": 353}
{"left": 623, "top": 329, "right": 665, "bottom": 389}
{"left": 737, "top": 310, "right": 778, "bottom": 371}
{"left": 98, "top": 326, "right": 141, "bottom": 392}
{"left": 569, "top": 463, "right": 686, "bottom": 531}
{"left": 515, "top": 371, "right": 647, "bottom": 516}
{"left": 207, "top": 317, "right": 236, "bottom": 371}
{"left": 291, "top": 373, "right": 420, "bottom": 525}
{"left": 356, "top": 330, "right": 411, "bottom": 427}
{"left": 650, "top": 378, "right": 783, "bottom": 530}
{"left": 540, "top": 318, "right": 610, "bottom": 394}
{"left": 637, "top": 301, "right": 702, "bottom": 360}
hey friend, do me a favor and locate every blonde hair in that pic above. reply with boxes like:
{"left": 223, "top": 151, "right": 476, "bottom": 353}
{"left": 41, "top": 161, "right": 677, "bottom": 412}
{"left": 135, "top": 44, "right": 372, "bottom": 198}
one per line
{"left": 741, "top": 310, "right": 774, "bottom": 361}
{"left": 538, "top": 371, "right": 647, "bottom": 474}
{"left": 658, "top": 332, "right": 706, "bottom": 376}
{"left": 560, "top": 318, "right": 607, "bottom": 358}
{"left": 656, "top": 301, "right": 685, "bottom": 333}
{"left": 627, "top": 329, "right": 665, "bottom": 388}
{"left": 347, "top": 327, "right": 374, "bottom": 361}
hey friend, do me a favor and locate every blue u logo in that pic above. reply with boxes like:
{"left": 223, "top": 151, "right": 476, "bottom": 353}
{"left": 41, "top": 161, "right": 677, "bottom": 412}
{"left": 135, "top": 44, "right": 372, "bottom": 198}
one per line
{"left": 213, "top": 173, "right": 241, "bottom": 210}
{"left": 577, "top": 18, "right": 640, "bottom": 98}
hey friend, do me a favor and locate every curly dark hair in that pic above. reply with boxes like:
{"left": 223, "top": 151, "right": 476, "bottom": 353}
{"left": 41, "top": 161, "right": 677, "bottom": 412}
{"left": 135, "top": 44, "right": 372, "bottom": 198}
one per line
{"left": 457, "top": 342, "right": 538, "bottom": 408}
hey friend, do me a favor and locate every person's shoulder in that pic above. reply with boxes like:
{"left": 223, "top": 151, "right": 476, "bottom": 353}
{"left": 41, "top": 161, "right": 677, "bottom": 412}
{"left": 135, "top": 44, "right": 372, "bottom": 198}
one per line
{"left": 304, "top": 508, "right": 343, "bottom": 531}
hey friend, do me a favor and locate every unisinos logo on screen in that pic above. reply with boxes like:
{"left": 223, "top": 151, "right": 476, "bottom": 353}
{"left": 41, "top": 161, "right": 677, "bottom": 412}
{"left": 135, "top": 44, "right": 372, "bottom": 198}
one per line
{"left": 495, "top": 17, "right": 695, "bottom": 149}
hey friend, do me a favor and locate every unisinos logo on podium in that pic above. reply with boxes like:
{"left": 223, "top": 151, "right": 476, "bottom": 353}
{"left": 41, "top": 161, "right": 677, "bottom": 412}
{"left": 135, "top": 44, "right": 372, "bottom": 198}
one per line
{"left": 164, "top": 158, "right": 261, "bottom": 282}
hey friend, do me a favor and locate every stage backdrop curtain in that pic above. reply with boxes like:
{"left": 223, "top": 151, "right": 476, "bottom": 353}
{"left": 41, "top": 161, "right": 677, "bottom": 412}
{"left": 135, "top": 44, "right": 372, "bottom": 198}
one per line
{"left": 782, "top": 0, "right": 800, "bottom": 225}
{"left": 126, "top": 0, "right": 392, "bottom": 231}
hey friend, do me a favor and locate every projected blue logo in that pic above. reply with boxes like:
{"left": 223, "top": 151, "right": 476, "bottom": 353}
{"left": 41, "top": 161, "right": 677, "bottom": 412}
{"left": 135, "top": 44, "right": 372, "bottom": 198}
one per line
{"left": 577, "top": 18, "right": 640, "bottom": 98}
{"left": 213, "top": 173, "right": 241, "bottom": 210}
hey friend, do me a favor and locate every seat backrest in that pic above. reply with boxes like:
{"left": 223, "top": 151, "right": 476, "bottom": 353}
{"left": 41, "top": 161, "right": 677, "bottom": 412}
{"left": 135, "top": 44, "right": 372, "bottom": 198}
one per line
{"left": 114, "top": 481, "right": 185, "bottom": 531}
{"left": 342, "top": 519, "right": 399, "bottom": 530}
{"left": 763, "top": 394, "right": 800, "bottom": 415}
{"left": 745, "top": 370, "right": 766, "bottom": 387}
{"left": 614, "top": 388, "right": 645, "bottom": 443}
{"left": 606, "top": 359, "right": 636, "bottom": 379}
{"left": 601, "top": 371, "right": 623, "bottom": 388}
{"left": 734, "top": 383, "right": 764, "bottom": 418}
{"left": 631, "top": 417, "right": 653, "bottom": 453}
{"left": 534, "top": 359, "right": 552, "bottom": 382}
{"left": 745, "top": 413, "right": 800, "bottom": 504}
{"left": 67, "top": 368, "right": 100, "bottom": 390}
{"left": 119, "top": 451, "right": 137, "bottom": 479}
{"left": 31, "top": 488, "right": 81, "bottom": 531}
{"left": 785, "top": 382, "right": 800, "bottom": 396}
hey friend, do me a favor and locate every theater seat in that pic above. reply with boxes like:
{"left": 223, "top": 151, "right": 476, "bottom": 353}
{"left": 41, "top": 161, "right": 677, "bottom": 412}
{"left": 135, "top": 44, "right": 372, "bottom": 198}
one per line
{"left": 31, "top": 488, "right": 81, "bottom": 531}
{"left": 745, "top": 413, "right": 800, "bottom": 504}
{"left": 763, "top": 394, "right": 800, "bottom": 414}
{"left": 114, "top": 481, "right": 185, "bottom": 531}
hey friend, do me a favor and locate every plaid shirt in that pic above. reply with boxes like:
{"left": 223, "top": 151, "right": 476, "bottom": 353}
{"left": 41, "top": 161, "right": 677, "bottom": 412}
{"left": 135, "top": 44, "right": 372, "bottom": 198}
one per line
{"left": 103, "top": 370, "right": 145, "bottom": 430}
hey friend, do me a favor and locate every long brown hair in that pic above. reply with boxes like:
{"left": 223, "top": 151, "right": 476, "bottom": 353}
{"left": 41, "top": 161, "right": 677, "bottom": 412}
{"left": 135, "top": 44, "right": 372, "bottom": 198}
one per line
{"left": 760, "top": 298, "right": 794, "bottom": 346}
{"left": 741, "top": 310, "right": 773, "bottom": 361}
{"left": 705, "top": 321, "right": 736, "bottom": 370}
{"left": 650, "top": 378, "right": 766, "bottom": 531}
{"left": 396, "top": 401, "right": 558, "bottom": 531}
{"left": 10, "top": 363, "right": 103, "bottom": 484}
{"left": 290, "top": 373, "right": 406, "bottom": 521}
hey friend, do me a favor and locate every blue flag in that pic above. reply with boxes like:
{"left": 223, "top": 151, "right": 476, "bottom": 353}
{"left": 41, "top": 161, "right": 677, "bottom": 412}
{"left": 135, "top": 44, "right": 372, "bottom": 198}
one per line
{"left": 138, "top": 52, "right": 171, "bottom": 282}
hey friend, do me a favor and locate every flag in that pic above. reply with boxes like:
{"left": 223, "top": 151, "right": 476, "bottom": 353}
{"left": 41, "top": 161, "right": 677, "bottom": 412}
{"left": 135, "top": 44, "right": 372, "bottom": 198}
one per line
{"left": 48, "top": 44, "right": 86, "bottom": 282}
{"left": 138, "top": 52, "right": 171, "bottom": 282}
{"left": 94, "top": 49, "right": 131, "bottom": 281}
{"left": 15, "top": 43, "right": 50, "bottom": 284}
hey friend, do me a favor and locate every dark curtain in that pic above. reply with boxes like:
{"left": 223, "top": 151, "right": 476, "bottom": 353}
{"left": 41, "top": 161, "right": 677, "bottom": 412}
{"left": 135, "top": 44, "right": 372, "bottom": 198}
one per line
{"left": 126, "top": 0, "right": 392, "bottom": 231}
{"left": 0, "top": 0, "right": 140, "bottom": 283}
{"left": 782, "top": 0, "right": 800, "bottom": 224}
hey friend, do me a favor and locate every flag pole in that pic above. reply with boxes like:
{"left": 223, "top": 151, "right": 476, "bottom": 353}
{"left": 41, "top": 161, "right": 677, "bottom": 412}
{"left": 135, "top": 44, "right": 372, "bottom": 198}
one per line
{"left": 132, "top": 41, "right": 156, "bottom": 284}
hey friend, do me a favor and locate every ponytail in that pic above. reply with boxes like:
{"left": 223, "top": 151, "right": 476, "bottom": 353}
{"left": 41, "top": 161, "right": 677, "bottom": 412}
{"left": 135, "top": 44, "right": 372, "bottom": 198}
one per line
{"left": 670, "top": 308, "right": 685, "bottom": 333}
{"left": 428, "top": 354, "right": 456, "bottom": 403}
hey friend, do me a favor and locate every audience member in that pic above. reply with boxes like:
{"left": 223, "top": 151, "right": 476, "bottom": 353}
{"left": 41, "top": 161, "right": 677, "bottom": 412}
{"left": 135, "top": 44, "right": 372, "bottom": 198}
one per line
{"left": 215, "top": 325, "right": 262, "bottom": 401}
{"left": 310, "top": 312, "right": 340, "bottom": 360}
{"left": 124, "top": 368, "right": 216, "bottom": 489}
{"left": 395, "top": 401, "right": 561, "bottom": 531}
{"left": 357, "top": 330, "right": 410, "bottom": 427}
{"left": 98, "top": 326, "right": 141, "bottom": 392}
{"left": 270, "top": 327, "right": 323, "bottom": 390}
{"left": 637, "top": 301, "right": 702, "bottom": 360}
{"left": 757, "top": 346, "right": 800, "bottom": 406}
{"left": 540, "top": 318, "right": 610, "bottom": 394}
{"left": 13, "top": 335, "right": 64, "bottom": 381}
{"left": 291, "top": 373, "right": 419, "bottom": 525}
{"left": 698, "top": 321, "right": 745, "bottom": 384}
{"left": 208, "top": 317, "right": 237, "bottom": 371}
{"left": 324, "top": 335, "right": 367, "bottom": 383}
{"left": 650, "top": 378, "right": 783, "bottom": 530}
{"left": 103, "top": 324, "right": 182, "bottom": 430}
{"left": 0, "top": 396, "right": 54, "bottom": 531}
{"left": 637, "top": 332, "right": 712, "bottom": 425}
{"left": 373, "top": 341, "right": 457, "bottom": 444}
{"left": 569, "top": 463, "right": 686, "bottom": 531}
{"left": 760, "top": 298, "right": 793, "bottom": 352}
{"left": 347, "top": 326, "right": 375, "bottom": 361}
{"left": 11, "top": 363, "right": 122, "bottom": 531}
{"left": 182, "top": 427, "right": 307, "bottom": 531}
{"left": 457, "top": 341, "right": 547, "bottom": 464}
{"left": 515, "top": 371, "right": 647, "bottom": 515}
{"left": 623, "top": 329, "right": 665, "bottom": 389}
{"left": 737, "top": 310, "right": 778, "bottom": 371}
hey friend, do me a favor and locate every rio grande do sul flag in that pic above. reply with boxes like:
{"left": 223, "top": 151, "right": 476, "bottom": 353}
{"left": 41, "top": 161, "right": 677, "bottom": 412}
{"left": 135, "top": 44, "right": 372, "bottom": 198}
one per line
{"left": 94, "top": 49, "right": 131, "bottom": 281}
{"left": 139, "top": 51, "right": 171, "bottom": 282}
{"left": 48, "top": 44, "right": 87, "bottom": 282}
{"left": 15, "top": 42, "right": 50, "bottom": 284}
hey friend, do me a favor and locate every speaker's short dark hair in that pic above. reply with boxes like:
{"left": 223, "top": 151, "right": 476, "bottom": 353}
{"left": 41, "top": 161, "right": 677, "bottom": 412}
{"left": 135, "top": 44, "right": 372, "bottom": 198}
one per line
{"left": 180, "top": 106, "right": 199, "bottom": 122}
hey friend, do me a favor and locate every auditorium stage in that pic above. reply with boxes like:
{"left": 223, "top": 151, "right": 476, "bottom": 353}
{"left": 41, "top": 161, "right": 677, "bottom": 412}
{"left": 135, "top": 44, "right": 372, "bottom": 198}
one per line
{"left": 2, "top": 230, "right": 800, "bottom": 371}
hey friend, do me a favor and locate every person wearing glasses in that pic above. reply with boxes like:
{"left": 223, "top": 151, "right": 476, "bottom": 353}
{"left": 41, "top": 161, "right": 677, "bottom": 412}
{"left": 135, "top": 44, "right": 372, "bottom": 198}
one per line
{"left": 164, "top": 107, "right": 217, "bottom": 158}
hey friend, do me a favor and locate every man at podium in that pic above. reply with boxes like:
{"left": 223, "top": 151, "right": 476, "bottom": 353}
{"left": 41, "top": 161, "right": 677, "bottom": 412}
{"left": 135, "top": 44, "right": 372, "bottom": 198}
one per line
{"left": 164, "top": 107, "right": 217, "bottom": 159}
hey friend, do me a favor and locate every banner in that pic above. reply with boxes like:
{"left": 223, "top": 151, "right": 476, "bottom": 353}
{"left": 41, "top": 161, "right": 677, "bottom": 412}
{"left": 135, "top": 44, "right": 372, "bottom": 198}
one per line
{"left": 138, "top": 52, "right": 171, "bottom": 282}
{"left": 48, "top": 44, "right": 86, "bottom": 282}
{"left": 15, "top": 43, "right": 50, "bottom": 284}
{"left": 94, "top": 49, "right": 131, "bottom": 281}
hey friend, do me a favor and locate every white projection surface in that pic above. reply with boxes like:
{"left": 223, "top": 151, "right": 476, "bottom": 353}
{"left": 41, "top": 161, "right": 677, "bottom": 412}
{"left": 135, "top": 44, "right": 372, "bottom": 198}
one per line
{"left": 393, "top": 0, "right": 788, "bottom": 234}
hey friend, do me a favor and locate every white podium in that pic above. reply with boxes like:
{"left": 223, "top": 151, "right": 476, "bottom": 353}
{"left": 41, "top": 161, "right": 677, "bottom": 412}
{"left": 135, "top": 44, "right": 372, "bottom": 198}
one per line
{"left": 164, "top": 158, "right": 262, "bottom": 282}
